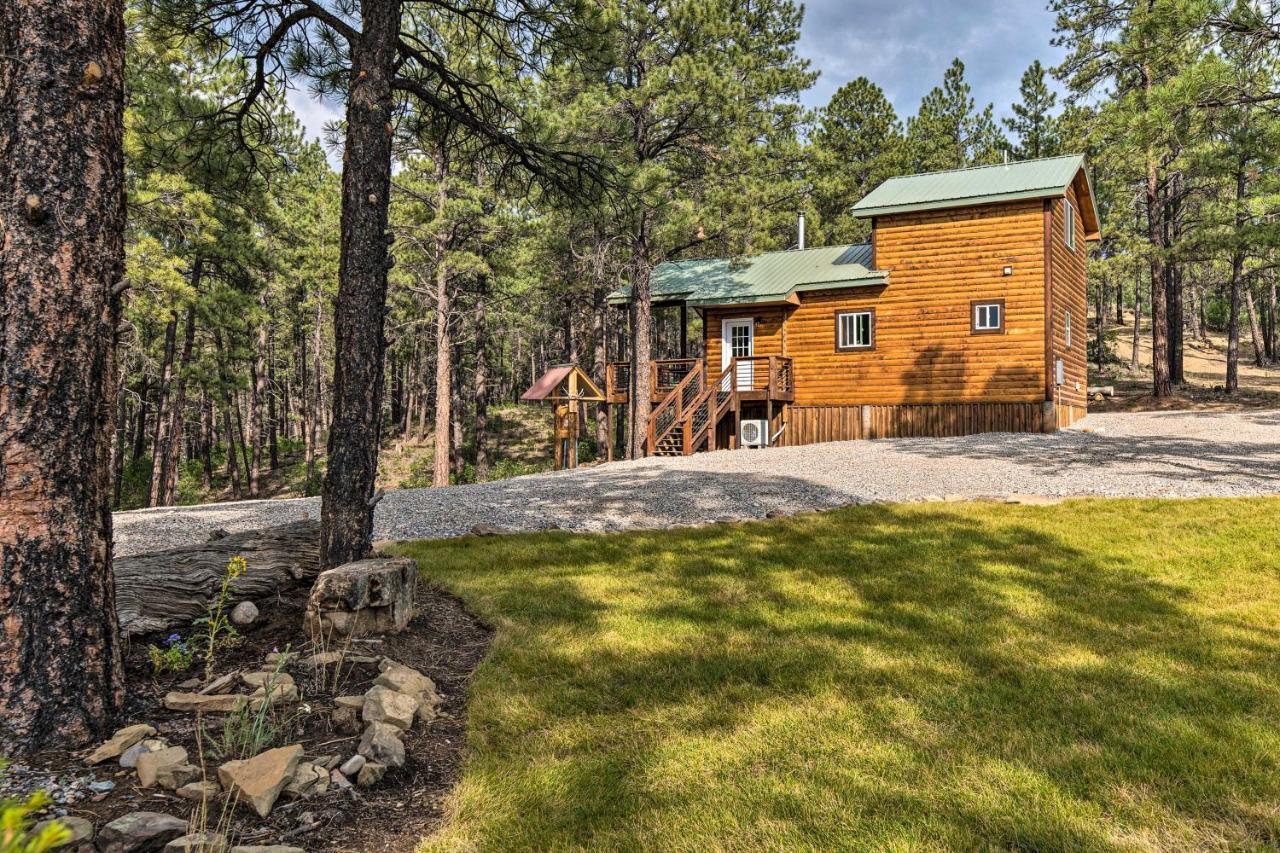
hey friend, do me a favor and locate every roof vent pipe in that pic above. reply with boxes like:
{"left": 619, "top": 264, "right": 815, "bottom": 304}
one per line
{"left": 797, "top": 211, "right": 806, "bottom": 251}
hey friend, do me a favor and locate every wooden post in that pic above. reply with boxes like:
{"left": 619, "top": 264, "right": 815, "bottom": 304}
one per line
{"left": 679, "top": 302, "right": 688, "bottom": 358}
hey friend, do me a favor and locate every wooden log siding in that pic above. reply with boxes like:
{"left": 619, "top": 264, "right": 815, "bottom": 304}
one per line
{"left": 703, "top": 306, "right": 786, "bottom": 369}
{"left": 1048, "top": 181, "right": 1090, "bottom": 428}
{"left": 786, "top": 200, "right": 1048, "bottom": 407}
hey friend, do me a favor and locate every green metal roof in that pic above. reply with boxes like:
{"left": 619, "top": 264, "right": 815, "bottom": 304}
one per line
{"left": 607, "top": 243, "right": 886, "bottom": 307}
{"left": 851, "top": 154, "right": 1098, "bottom": 232}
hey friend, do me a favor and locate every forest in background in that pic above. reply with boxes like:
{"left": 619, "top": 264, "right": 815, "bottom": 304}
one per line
{"left": 116, "top": 0, "right": 1280, "bottom": 512}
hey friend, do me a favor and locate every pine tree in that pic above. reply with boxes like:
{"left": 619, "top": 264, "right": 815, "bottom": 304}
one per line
{"left": 906, "top": 58, "right": 1008, "bottom": 172}
{"left": 557, "top": 0, "right": 814, "bottom": 458}
{"left": 1004, "top": 60, "right": 1061, "bottom": 159}
{"left": 810, "top": 77, "right": 903, "bottom": 243}
{"left": 1054, "top": 0, "right": 1214, "bottom": 397}
{"left": 153, "top": 0, "right": 601, "bottom": 566}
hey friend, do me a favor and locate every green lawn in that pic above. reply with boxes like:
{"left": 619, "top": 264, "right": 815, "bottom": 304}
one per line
{"left": 396, "top": 499, "right": 1280, "bottom": 851}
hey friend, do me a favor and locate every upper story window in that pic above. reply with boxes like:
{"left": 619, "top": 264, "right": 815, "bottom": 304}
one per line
{"left": 971, "top": 300, "right": 1004, "bottom": 335}
{"left": 835, "top": 309, "right": 874, "bottom": 351}
{"left": 1064, "top": 198, "right": 1077, "bottom": 250}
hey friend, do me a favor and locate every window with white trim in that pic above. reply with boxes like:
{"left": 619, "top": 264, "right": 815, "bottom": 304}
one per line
{"left": 1064, "top": 198, "right": 1076, "bottom": 250}
{"left": 1065, "top": 310, "right": 1073, "bottom": 348}
{"left": 836, "top": 310, "right": 874, "bottom": 351}
{"left": 972, "top": 301, "right": 1003, "bottom": 334}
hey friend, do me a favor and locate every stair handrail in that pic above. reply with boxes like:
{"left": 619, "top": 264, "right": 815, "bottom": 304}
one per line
{"left": 647, "top": 362, "right": 704, "bottom": 454}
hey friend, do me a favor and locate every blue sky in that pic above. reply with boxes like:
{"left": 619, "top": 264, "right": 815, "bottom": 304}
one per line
{"left": 285, "top": 2, "right": 1065, "bottom": 146}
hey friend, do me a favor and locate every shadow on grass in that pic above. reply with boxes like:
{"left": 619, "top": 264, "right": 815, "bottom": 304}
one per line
{"left": 403, "top": 497, "right": 1280, "bottom": 848}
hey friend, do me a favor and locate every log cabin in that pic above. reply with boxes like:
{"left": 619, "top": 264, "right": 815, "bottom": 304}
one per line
{"left": 606, "top": 154, "right": 1100, "bottom": 456}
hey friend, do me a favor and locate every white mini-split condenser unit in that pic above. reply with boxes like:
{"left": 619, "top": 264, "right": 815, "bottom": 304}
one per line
{"left": 739, "top": 419, "right": 769, "bottom": 448}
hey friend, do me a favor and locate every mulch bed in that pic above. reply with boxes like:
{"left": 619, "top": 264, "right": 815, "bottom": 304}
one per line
{"left": 6, "top": 580, "right": 492, "bottom": 852}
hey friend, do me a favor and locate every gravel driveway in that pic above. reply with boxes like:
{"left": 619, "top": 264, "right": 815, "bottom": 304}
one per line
{"left": 114, "top": 409, "right": 1280, "bottom": 557}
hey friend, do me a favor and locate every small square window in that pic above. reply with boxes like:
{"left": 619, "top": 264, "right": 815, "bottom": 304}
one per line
{"left": 835, "top": 310, "right": 874, "bottom": 351}
{"left": 971, "top": 300, "right": 1005, "bottom": 334}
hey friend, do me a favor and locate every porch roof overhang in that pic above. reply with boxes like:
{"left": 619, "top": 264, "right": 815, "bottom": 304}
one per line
{"left": 606, "top": 243, "right": 887, "bottom": 309}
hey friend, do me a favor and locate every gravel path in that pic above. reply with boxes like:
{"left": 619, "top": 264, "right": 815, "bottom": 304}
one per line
{"left": 114, "top": 409, "right": 1280, "bottom": 557}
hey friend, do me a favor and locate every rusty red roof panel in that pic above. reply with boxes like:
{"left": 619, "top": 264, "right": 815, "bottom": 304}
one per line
{"left": 520, "top": 365, "right": 574, "bottom": 401}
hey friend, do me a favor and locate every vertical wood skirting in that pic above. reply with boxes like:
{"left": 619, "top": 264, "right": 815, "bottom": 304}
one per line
{"left": 778, "top": 401, "right": 1052, "bottom": 446}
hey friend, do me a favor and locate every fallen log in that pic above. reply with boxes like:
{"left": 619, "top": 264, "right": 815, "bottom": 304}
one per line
{"left": 114, "top": 520, "right": 320, "bottom": 637}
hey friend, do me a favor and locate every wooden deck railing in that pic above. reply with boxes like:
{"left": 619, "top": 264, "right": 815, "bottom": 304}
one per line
{"left": 607, "top": 358, "right": 699, "bottom": 403}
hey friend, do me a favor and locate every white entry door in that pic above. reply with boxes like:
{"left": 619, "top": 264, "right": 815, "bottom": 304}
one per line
{"left": 721, "top": 318, "right": 754, "bottom": 391}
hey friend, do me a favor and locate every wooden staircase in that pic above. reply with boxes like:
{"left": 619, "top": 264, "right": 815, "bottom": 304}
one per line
{"left": 646, "top": 357, "right": 792, "bottom": 457}
{"left": 606, "top": 356, "right": 794, "bottom": 458}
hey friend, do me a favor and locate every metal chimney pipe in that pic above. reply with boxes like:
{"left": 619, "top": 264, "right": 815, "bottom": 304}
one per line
{"left": 797, "top": 211, "right": 806, "bottom": 251}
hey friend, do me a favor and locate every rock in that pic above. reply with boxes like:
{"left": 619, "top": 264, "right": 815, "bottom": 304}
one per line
{"left": 163, "top": 692, "right": 246, "bottom": 714}
{"left": 284, "top": 762, "right": 329, "bottom": 799}
{"left": 362, "top": 686, "right": 419, "bottom": 731}
{"left": 120, "top": 738, "right": 168, "bottom": 769}
{"left": 157, "top": 763, "right": 202, "bottom": 791}
{"left": 97, "top": 812, "right": 187, "bottom": 853}
{"left": 229, "top": 848, "right": 307, "bottom": 853}
{"left": 175, "top": 779, "right": 221, "bottom": 801}
{"left": 313, "top": 754, "right": 341, "bottom": 770}
{"left": 164, "top": 833, "right": 228, "bottom": 853}
{"left": 248, "top": 681, "right": 299, "bottom": 710}
{"left": 415, "top": 701, "right": 440, "bottom": 726}
{"left": 199, "top": 671, "right": 239, "bottom": 695}
{"left": 338, "top": 754, "right": 366, "bottom": 777}
{"left": 357, "top": 722, "right": 405, "bottom": 769}
{"left": 469, "top": 523, "right": 504, "bottom": 536}
{"left": 241, "top": 671, "right": 294, "bottom": 690}
{"left": 87, "top": 723, "right": 156, "bottom": 764}
{"left": 329, "top": 769, "right": 352, "bottom": 791}
{"left": 230, "top": 600, "right": 259, "bottom": 627}
{"left": 178, "top": 677, "right": 202, "bottom": 689}
{"left": 336, "top": 694, "right": 365, "bottom": 709}
{"left": 34, "top": 815, "right": 92, "bottom": 846}
{"left": 373, "top": 662, "right": 436, "bottom": 700}
{"left": 356, "top": 762, "right": 386, "bottom": 787}
{"left": 331, "top": 704, "right": 360, "bottom": 734}
{"left": 304, "top": 557, "right": 417, "bottom": 639}
{"left": 217, "top": 744, "right": 303, "bottom": 818}
{"left": 136, "top": 745, "right": 188, "bottom": 789}
{"left": 297, "top": 651, "right": 344, "bottom": 668}
{"left": 90, "top": 780, "right": 116, "bottom": 793}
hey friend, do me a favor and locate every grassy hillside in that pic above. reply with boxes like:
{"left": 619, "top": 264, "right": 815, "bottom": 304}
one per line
{"left": 115, "top": 404, "right": 561, "bottom": 510}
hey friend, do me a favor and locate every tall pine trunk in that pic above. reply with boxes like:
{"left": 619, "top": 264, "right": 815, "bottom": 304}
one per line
{"left": 432, "top": 262, "right": 452, "bottom": 488}
{"left": 1245, "top": 289, "right": 1265, "bottom": 369}
{"left": 628, "top": 217, "right": 654, "bottom": 458}
{"left": 1130, "top": 263, "right": 1143, "bottom": 372}
{"left": 161, "top": 301, "right": 197, "bottom": 505}
{"left": 473, "top": 277, "right": 490, "bottom": 481}
{"left": 320, "top": 0, "right": 400, "bottom": 568}
{"left": 147, "top": 313, "right": 178, "bottom": 507}
{"left": 0, "top": 0, "right": 126, "bottom": 749}
{"left": 248, "top": 302, "right": 267, "bottom": 497}
{"left": 1141, "top": 57, "right": 1171, "bottom": 398}
{"left": 1226, "top": 166, "right": 1246, "bottom": 393}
